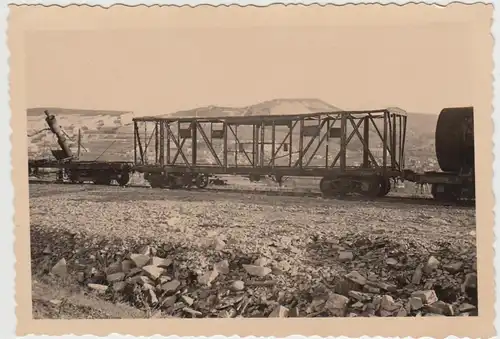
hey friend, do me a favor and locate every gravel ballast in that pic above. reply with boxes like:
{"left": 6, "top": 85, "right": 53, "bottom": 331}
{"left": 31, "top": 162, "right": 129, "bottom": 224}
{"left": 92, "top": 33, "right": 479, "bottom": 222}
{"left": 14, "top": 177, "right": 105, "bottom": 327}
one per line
{"left": 30, "top": 184, "right": 478, "bottom": 318}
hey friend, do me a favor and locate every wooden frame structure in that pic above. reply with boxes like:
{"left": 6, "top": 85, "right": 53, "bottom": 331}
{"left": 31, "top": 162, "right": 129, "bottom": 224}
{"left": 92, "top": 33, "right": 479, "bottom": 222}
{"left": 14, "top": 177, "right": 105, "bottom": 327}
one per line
{"left": 133, "top": 108, "right": 407, "bottom": 179}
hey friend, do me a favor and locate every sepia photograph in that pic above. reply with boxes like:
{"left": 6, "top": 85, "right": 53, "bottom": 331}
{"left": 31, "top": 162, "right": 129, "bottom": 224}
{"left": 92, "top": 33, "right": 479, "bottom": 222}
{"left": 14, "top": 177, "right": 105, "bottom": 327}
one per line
{"left": 10, "top": 2, "right": 495, "bottom": 338}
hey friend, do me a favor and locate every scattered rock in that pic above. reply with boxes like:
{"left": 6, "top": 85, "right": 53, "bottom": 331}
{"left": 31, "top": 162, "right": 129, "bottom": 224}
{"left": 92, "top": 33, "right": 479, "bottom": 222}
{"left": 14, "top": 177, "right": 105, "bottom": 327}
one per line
{"left": 183, "top": 307, "right": 202, "bottom": 317}
{"left": 137, "top": 245, "right": 151, "bottom": 256}
{"left": 112, "top": 281, "right": 126, "bottom": 292}
{"left": 242, "top": 264, "right": 271, "bottom": 277}
{"left": 31, "top": 222, "right": 477, "bottom": 319}
{"left": 150, "top": 257, "right": 172, "bottom": 268}
{"left": 129, "top": 275, "right": 153, "bottom": 286}
{"left": 351, "top": 301, "right": 364, "bottom": 309}
{"left": 88, "top": 283, "right": 108, "bottom": 293}
{"left": 231, "top": 280, "right": 245, "bottom": 291}
{"left": 345, "top": 271, "right": 367, "bottom": 286}
{"left": 424, "top": 256, "right": 440, "bottom": 274}
{"left": 254, "top": 257, "right": 270, "bottom": 267}
{"left": 443, "top": 262, "right": 463, "bottom": 274}
{"left": 459, "top": 303, "right": 476, "bottom": 312}
{"left": 121, "top": 260, "right": 135, "bottom": 273}
{"left": 348, "top": 290, "right": 371, "bottom": 302}
{"left": 161, "top": 295, "right": 178, "bottom": 308}
{"left": 147, "top": 289, "right": 158, "bottom": 305}
{"left": 268, "top": 305, "right": 289, "bottom": 317}
{"left": 411, "top": 290, "right": 438, "bottom": 305}
{"left": 212, "top": 238, "right": 226, "bottom": 251}
{"left": 325, "top": 293, "right": 349, "bottom": 317}
{"left": 181, "top": 295, "right": 194, "bottom": 306}
{"left": 288, "top": 307, "right": 300, "bottom": 317}
{"left": 198, "top": 270, "right": 219, "bottom": 286}
{"left": 380, "top": 295, "right": 399, "bottom": 312}
{"left": 411, "top": 264, "right": 423, "bottom": 285}
{"left": 275, "top": 260, "right": 291, "bottom": 273}
{"left": 338, "top": 251, "right": 354, "bottom": 262}
{"left": 214, "top": 260, "right": 230, "bottom": 274}
{"left": 106, "top": 272, "right": 125, "bottom": 283}
{"left": 161, "top": 279, "right": 181, "bottom": 293}
{"left": 425, "top": 301, "right": 454, "bottom": 316}
{"left": 129, "top": 254, "right": 150, "bottom": 268}
{"left": 142, "top": 265, "right": 165, "bottom": 280}
{"left": 363, "top": 285, "right": 380, "bottom": 293}
{"left": 105, "top": 262, "right": 122, "bottom": 275}
{"left": 461, "top": 273, "right": 477, "bottom": 292}
{"left": 386, "top": 258, "right": 398, "bottom": 266}
{"left": 51, "top": 258, "right": 67, "bottom": 277}
{"left": 408, "top": 296, "right": 423, "bottom": 310}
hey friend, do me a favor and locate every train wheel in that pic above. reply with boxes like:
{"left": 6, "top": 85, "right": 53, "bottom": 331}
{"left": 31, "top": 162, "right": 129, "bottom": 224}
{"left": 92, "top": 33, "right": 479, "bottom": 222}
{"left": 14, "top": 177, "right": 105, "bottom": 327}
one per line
{"left": 359, "top": 177, "right": 382, "bottom": 198}
{"left": 319, "top": 177, "right": 334, "bottom": 197}
{"left": 147, "top": 174, "right": 164, "bottom": 188}
{"left": 249, "top": 174, "right": 261, "bottom": 183}
{"left": 167, "top": 174, "right": 182, "bottom": 189}
{"left": 117, "top": 171, "right": 130, "bottom": 187}
{"left": 320, "top": 176, "right": 347, "bottom": 197}
{"left": 195, "top": 174, "right": 209, "bottom": 189}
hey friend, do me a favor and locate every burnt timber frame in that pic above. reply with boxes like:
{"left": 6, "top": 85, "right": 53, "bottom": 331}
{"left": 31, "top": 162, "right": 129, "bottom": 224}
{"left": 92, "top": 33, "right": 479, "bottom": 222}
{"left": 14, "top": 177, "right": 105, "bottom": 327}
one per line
{"left": 132, "top": 108, "right": 408, "bottom": 181}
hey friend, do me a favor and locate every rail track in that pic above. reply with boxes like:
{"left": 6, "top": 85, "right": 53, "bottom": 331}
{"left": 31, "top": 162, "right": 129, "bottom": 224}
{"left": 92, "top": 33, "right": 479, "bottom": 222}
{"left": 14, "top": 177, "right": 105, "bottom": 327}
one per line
{"left": 28, "top": 178, "right": 475, "bottom": 208}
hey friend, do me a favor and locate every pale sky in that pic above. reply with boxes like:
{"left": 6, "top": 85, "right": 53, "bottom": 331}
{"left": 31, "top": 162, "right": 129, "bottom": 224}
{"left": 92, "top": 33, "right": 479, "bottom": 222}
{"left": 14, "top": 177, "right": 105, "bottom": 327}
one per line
{"left": 23, "top": 5, "right": 492, "bottom": 116}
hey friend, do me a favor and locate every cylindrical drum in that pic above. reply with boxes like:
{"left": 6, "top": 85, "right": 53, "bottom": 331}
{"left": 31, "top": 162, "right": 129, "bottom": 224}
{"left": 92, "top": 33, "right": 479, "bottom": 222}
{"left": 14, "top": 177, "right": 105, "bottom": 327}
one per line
{"left": 434, "top": 106, "right": 474, "bottom": 173}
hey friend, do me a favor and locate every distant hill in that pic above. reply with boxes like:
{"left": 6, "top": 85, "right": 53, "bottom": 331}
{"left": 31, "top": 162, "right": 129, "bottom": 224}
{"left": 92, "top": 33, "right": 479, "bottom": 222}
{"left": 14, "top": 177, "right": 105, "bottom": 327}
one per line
{"left": 26, "top": 99, "right": 439, "bottom": 170}
{"left": 166, "top": 98, "right": 342, "bottom": 118}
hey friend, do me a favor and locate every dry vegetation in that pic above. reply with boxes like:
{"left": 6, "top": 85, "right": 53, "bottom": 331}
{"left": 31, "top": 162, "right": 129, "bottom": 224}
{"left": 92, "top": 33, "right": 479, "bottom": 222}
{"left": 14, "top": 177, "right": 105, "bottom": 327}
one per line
{"left": 29, "top": 99, "right": 475, "bottom": 319}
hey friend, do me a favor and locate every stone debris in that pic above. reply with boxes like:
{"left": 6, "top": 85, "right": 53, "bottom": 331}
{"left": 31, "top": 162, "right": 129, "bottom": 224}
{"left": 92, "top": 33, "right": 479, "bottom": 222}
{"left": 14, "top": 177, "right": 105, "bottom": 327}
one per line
{"left": 268, "top": 305, "right": 289, "bottom": 317}
{"left": 161, "top": 279, "right": 180, "bottom": 293}
{"left": 51, "top": 258, "right": 67, "bottom": 278}
{"left": 242, "top": 264, "right": 272, "bottom": 277}
{"left": 345, "top": 271, "right": 366, "bottom": 285}
{"left": 411, "top": 290, "right": 438, "bottom": 305}
{"left": 88, "top": 283, "right": 108, "bottom": 293}
{"left": 106, "top": 272, "right": 125, "bottom": 283}
{"left": 214, "top": 260, "right": 230, "bottom": 274}
{"left": 443, "top": 262, "right": 463, "bottom": 274}
{"left": 129, "top": 254, "right": 150, "bottom": 268}
{"left": 408, "top": 296, "right": 424, "bottom": 310}
{"left": 142, "top": 265, "right": 165, "bottom": 280}
{"left": 423, "top": 255, "right": 440, "bottom": 274}
{"left": 325, "top": 293, "right": 349, "bottom": 317}
{"left": 338, "top": 251, "right": 354, "bottom": 262}
{"left": 197, "top": 270, "right": 219, "bottom": 286}
{"left": 411, "top": 264, "right": 423, "bottom": 285}
{"left": 31, "top": 228, "right": 478, "bottom": 318}
{"left": 231, "top": 280, "right": 245, "bottom": 291}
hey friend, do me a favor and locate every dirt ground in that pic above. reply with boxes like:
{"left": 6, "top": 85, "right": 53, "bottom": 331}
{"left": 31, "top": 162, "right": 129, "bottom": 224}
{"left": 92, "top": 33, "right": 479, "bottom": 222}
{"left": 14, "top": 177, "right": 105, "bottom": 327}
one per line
{"left": 29, "top": 182, "right": 478, "bottom": 319}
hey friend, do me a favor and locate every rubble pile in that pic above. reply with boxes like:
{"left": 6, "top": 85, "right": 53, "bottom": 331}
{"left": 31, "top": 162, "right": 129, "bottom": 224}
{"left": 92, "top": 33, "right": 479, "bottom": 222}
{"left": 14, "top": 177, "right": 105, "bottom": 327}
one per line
{"left": 31, "top": 224, "right": 478, "bottom": 318}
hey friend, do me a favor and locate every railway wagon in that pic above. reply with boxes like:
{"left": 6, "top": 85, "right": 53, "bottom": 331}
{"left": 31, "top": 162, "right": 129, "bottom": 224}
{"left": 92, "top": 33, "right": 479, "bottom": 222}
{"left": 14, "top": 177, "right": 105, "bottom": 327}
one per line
{"left": 28, "top": 110, "right": 133, "bottom": 186}
{"left": 132, "top": 108, "right": 408, "bottom": 197}
{"left": 402, "top": 106, "right": 475, "bottom": 201}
